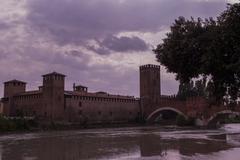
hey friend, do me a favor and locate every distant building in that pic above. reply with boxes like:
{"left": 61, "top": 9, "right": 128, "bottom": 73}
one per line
{"left": 1, "top": 64, "right": 161, "bottom": 124}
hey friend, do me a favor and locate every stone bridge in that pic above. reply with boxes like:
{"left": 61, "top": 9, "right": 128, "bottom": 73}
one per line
{"left": 143, "top": 96, "right": 240, "bottom": 126}
{"left": 139, "top": 64, "right": 240, "bottom": 126}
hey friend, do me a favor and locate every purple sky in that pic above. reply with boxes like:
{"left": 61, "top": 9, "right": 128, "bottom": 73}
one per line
{"left": 0, "top": 0, "right": 235, "bottom": 97}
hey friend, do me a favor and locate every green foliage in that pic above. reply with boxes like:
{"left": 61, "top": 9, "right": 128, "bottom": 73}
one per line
{"left": 224, "top": 116, "right": 240, "bottom": 124}
{"left": 177, "top": 78, "right": 208, "bottom": 100}
{"left": 154, "top": 3, "right": 240, "bottom": 103}
{"left": 177, "top": 81, "right": 195, "bottom": 100}
{"left": 0, "top": 116, "right": 38, "bottom": 132}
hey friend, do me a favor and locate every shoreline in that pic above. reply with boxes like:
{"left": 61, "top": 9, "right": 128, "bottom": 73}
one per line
{"left": 0, "top": 122, "right": 215, "bottom": 136}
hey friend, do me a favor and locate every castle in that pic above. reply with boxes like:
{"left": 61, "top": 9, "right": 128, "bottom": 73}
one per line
{"left": 0, "top": 64, "right": 161, "bottom": 124}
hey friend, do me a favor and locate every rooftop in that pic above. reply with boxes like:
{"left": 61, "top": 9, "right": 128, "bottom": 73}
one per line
{"left": 14, "top": 90, "right": 42, "bottom": 96}
{"left": 42, "top": 72, "right": 66, "bottom": 77}
{"left": 75, "top": 85, "right": 88, "bottom": 88}
{"left": 65, "top": 91, "right": 136, "bottom": 99}
{"left": 4, "top": 79, "right": 27, "bottom": 84}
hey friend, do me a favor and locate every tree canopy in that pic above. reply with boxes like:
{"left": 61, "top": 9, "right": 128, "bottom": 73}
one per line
{"left": 154, "top": 3, "right": 240, "bottom": 103}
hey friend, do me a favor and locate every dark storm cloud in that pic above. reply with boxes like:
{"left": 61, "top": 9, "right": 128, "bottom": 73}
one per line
{"left": 100, "top": 35, "right": 149, "bottom": 52}
{"left": 86, "top": 45, "right": 111, "bottom": 55}
{"left": 26, "top": 0, "right": 226, "bottom": 45}
{"left": 87, "top": 35, "right": 149, "bottom": 55}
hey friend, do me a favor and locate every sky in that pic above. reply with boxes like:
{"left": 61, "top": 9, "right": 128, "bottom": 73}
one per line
{"left": 0, "top": 0, "right": 237, "bottom": 97}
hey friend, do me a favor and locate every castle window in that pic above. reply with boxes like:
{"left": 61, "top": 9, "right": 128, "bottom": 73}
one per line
{"left": 98, "top": 111, "right": 102, "bottom": 115}
{"left": 109, "top": 111, "right": 113, "bottom": 116}
{"left": 129, "top": 112, "right": 132, "bottom": 115}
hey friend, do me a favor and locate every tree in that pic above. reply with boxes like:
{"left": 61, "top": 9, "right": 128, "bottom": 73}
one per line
{"left": 177, "top": 78, "right": 208, "bottom": 100}
{"left": 177, "top": 80, "right": 195, "bottom": 100}
{"left": 154, "top": 3, "right": 240, "bottom": 103}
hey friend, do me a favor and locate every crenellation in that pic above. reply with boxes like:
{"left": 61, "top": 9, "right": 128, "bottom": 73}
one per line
{"left": 2, "top": 64, "right": 233, "bottom": 126}
{"left": 140, "top": 64, "right": 160, "bottom": 70}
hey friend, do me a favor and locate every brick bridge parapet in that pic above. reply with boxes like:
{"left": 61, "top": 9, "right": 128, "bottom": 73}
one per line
{"left": 144, "top": 95, "right": 240, "bottom": 125}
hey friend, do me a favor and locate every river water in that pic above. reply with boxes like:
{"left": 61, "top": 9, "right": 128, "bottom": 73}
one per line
{"left": 1, "top": 124, "right": 240, "bottom": 160}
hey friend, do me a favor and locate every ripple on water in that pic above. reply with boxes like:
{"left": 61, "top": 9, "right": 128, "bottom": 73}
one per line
{"left": 0, "top": 125, "right": 240, "bottom": 160}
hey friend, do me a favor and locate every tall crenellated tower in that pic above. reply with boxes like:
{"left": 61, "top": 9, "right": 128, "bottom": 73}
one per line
{"left": 140, "top": 64, "right": 161, "bottom": 118}
{"left": 3, "top": 80, "right": 26, "bottom": 116}
{"left": 140, "top": 64, "right": 161, "bottom": 98}
{"left": 42, "top": 72, "right": 65, "bottom": 121}
{"left": 4, "top": 80, "right": 26, "bottom": 98}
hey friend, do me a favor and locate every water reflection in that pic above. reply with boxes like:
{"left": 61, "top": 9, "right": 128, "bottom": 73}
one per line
{"left": 0, "top": 125, "right": 240, "bottom": 160}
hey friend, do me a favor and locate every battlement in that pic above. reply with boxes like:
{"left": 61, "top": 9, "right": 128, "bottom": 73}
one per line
{"left": 160, "top": 95, "right": 177, "bottom": 99}
{"left": 140, "top": 64, "right": 160, "bottom": 70}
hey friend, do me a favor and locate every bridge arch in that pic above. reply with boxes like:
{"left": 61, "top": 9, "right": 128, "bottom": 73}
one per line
{"left": 146, "top": 107, "right": 187, "bottom": 122}
{"left": 207, "top": 110, "right": 240, "bottom": 125}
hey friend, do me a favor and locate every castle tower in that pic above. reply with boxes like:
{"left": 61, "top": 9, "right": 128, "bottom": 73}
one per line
{"left": 140, "top": 64, "right": 161, "bottom": 98}
{"left": 4, "top": 80, "right": 26, "bottom": 98}
{"left": 42, "top": 72, "right": 65, "bottom": 121}
{"left": 140, "top": 64, "right": 161, "bottom": 118}
{"left": 3, "top": 80, "right": 26, "bottom": 116}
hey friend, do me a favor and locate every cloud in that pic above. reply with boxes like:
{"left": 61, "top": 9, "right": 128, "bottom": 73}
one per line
{"left": 86, "top": 45, "right": 111, "bottom": 55}
{"left": 26, "top": 0, "right": 226, "bottom": 46}
{"left": 100, "top": 35, "right": 149, "bottom": 52}
{"left": 0, "top": 22, "right": 10, "bottom": 30}
{"left": 86, "top": 35, "right": 149, "bottom": 55}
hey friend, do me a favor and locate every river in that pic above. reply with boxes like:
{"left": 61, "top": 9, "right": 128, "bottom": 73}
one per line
{"left": 1, "top": 124, "right": 240, "bottom": 160}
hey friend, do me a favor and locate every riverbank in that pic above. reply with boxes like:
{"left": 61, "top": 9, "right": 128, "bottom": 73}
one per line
{"left": 1, "top": 115, "right": 239, "bottom": 135}
{"left": 0, "top": 122, "right": 210, "bottom": 136}
{"left": 0, "top": 116, "right": 147, "bottom": 135}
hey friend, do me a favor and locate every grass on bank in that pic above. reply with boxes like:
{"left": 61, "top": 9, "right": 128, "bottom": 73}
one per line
{"left": 0, "top": 116, "right": 38, "bottom": 132}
